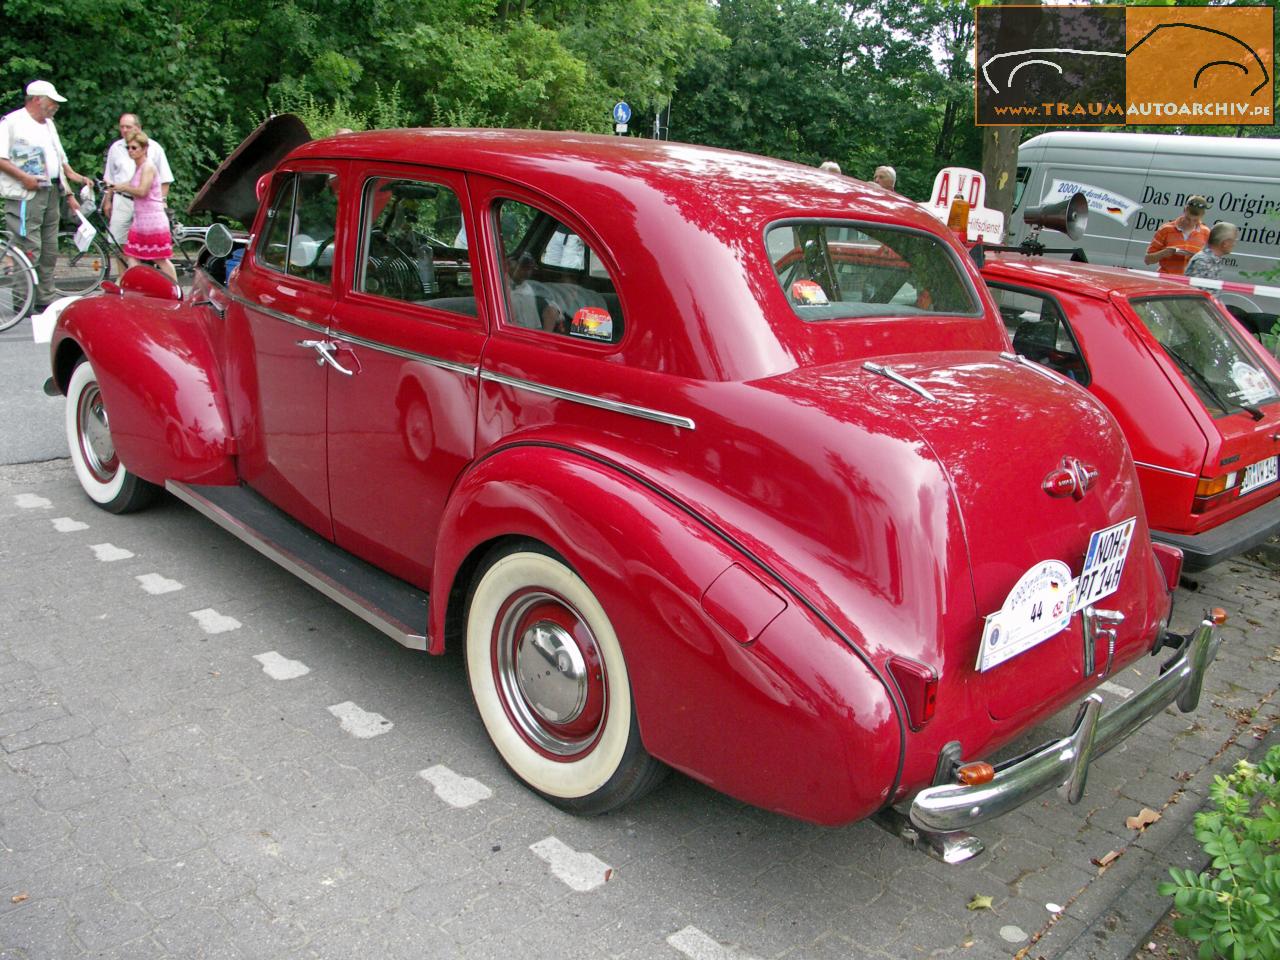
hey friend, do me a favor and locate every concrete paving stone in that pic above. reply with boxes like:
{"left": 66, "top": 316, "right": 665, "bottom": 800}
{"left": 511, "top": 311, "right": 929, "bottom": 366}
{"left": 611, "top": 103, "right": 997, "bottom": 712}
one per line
{"left": 400, "top": 873, "right": 491, "bottom": 927}
{"left": 168, "top": 780, "right": 282, "bottom": 834}
{"left": 126, "top": 750, "right": 250, "bottom": 800}
{"left": 86, "top": 935, "right": 171, "bottom": 960}
{"left": 58, "top": 737, "right": 130, "bottom": 782}
{"left": 433, "top": 881, "right": 550, "bottom": 946}
{"left": 0, "top": 714, "right": 94, "bottom": 753}
{"left": 393, "top": 834, "right": 493, "bottom": 888}
{"left": 0, "top": 704, "right": 66, "bottom": 739}
{"left": 215, "top": 895, "right": 309, "bottom": 957}
{"left": 140, "top": 856, "right": 257, "bottom": 923}
{"left": 0, "top": 799, "right": 72, "bottom": 852}
{"left": 2, "top": 742, "right": 71, "bottom": 789}
{"left": 341, "top": 833, "right": 438, "bottom": 895}
{"left": 66, "top": 886, "right": 152, "bottom": 953}
{"left": 117, "top": 723, "right": 213, "bottom": 764}
{"left": 280, "top": 869, "right": 407, "bottom": 933}
{"left": 132, "top": 807, "right": 208, "bottom": 861}
{"left": 150, "top": 906, "right": 245, "bottom": 960}
{"left": 33, "top": 769, "right": 137, "bottom": 813}
{"left": 0, "top": 845, "right": 109, "bottom": 914}
{"left": 890, "top": 905, "right": 979, "bottom": 958}
{"left": 0, "top": 898, "right": 82, "bottom": 960}
{"left": 68, "top": 814, "right": 148, "bottom": 872}
{"left": 109, "top": 849, "right": 223, "bottom": 905}
{"left": 60, "top": 780, "right": 163, "bottom": 827}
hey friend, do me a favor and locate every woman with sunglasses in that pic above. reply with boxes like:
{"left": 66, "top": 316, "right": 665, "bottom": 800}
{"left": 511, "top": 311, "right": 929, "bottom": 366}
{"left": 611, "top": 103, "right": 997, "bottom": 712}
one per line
{"left": 109, "top": 131, "right": 177, "bottom": 282}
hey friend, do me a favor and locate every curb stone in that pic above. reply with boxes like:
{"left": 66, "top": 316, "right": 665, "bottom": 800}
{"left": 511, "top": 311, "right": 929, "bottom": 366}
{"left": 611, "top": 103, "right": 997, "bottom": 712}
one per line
{"left": 1037, "top": 722, "right": 1280, "bottom": 960}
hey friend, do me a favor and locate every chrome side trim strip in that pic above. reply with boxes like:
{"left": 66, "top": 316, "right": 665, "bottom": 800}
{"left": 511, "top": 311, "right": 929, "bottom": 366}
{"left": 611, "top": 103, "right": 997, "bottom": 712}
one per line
{"left": 228, "top": 292, "right": 328, "bottom": 336}
{"left": 332, "top": 331, "right": 478, "bottom": 377}
{"left": 166, "top": 481, "right": 428, "bottom": 651}
{"left": 1133, "top": 460, "right": 1198, "bottom": 480}
{"left": 480, "top": 370, "right": 696, "bottom": 430}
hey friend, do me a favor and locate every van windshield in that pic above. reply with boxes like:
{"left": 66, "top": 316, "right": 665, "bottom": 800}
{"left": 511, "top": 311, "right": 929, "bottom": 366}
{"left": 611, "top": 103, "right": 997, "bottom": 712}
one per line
{"left": 766, "top": 221, "right": 981, "bottom": 320}
{"left": 1131, "top": 296, "right": 1279, "bottom": 417}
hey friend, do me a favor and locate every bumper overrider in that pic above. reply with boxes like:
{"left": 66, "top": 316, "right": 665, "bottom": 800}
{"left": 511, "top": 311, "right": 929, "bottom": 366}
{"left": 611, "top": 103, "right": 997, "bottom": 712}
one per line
{"left": 909, "top": 615, "right": 1221, "bottom": 836}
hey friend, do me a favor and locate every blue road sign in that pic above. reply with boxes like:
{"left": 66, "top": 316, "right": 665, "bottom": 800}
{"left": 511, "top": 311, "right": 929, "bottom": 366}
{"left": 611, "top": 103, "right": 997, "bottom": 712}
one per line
{"left": 612, "top": 101, "right": 632, "bottom": 125}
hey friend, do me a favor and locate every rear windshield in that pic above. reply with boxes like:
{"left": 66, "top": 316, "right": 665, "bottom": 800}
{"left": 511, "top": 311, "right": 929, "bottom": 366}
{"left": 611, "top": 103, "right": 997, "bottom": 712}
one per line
{"left": 1131, "top": 296, "right": 1280, "bottom": 417}
{"left": 766, "top": 221, "right": 980, "bottom": 320}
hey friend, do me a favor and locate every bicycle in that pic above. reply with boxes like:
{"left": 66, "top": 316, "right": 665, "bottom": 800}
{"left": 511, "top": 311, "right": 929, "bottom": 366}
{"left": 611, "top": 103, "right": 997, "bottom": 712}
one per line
{"left": 0, "top": 231, "right": 38, "bottom": 332}
{"left": 52, "top": 184, "right": 208, "bottom": 296}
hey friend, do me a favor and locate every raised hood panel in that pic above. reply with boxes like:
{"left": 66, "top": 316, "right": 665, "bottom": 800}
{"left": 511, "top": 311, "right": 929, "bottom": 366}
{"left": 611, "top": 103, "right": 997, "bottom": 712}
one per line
{"left": 188, "top": 114, "right": 311, "bottom": 226}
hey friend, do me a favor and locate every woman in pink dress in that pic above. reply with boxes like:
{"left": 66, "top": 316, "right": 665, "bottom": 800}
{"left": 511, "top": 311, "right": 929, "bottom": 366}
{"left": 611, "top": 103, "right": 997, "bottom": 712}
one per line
{"left": 110, "top": 132, "right": 177, "bottom": 282}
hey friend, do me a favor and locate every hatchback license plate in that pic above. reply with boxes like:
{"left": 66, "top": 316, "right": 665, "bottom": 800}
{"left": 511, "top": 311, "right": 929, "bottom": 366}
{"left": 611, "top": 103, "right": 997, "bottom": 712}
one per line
{"left": 1241, "top": 456, "right": 1278, "bottom": 495}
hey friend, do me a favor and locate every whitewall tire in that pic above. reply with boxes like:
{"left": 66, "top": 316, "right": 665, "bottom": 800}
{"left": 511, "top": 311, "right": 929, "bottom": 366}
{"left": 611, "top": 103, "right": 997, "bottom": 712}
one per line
{"left": 65, "top": 359, "right": 159, "bottom": 514}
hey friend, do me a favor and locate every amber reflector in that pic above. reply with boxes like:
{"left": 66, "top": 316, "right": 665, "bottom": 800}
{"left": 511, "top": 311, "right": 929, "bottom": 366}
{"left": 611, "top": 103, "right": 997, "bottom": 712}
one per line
{"left": 886, "top": 656, "right": 938, "bottom": 731}
{"left": 956, "top": 762, "right": 995, "bottom": 785}
{"left": 1210, "top": 607, "right": 1228, "bottom": 625}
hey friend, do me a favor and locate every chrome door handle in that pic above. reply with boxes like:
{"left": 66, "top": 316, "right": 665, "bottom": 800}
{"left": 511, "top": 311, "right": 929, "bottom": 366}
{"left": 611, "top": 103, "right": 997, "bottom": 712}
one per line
{"left": 296, "top": 338, "right": 354, "bottom": 376}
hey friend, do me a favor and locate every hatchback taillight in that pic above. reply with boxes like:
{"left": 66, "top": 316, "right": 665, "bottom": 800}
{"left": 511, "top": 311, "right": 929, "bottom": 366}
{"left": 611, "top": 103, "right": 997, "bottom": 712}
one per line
{"left": 1192, "top": 472, "right": 1238, "bottom": 513}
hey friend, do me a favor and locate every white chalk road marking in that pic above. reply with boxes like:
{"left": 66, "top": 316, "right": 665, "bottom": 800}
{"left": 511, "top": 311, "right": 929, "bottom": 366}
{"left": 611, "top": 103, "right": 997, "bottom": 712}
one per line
{"left": 419, "top": 765, "right": 492, "bottom": 808}
{"left": 51, "top": 517, "right": 88, "bottom": 532}
{"left": 667, "top": 926, "right": 763, "bottom": 960}
{"left": 136, "top": 573, "right": 184, "bottom": 595}
{"left": 90, "top": 543, "right": 134, "bottom": 562}
{"left": 529, "top": 836, "right": 613, "bottom": 892}
{"left": 327, "top": 701, "right": 393, "bottom": 738}
{"left": 254, "top": 651, "right": 310, "bottom": 680}
{"left": 189, "top": 608, "right": 241, "bottom": 634}
{"left": 1098, "top": 680, "right": 1134, "bottom": 699}
{"left": 15, "top": 493, "right": 51, "bottom": 509}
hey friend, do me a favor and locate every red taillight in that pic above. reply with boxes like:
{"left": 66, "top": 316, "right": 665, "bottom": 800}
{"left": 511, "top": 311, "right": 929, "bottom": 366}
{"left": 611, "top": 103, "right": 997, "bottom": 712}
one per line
{"left": 1151, "top": 542, "right": 1183, "bottom": 593}
{"left": 1191, "top": 473, "right": 1238, "bottom": 513}
{"left": 887, "top": 656, "right": 938, "bottom": 731}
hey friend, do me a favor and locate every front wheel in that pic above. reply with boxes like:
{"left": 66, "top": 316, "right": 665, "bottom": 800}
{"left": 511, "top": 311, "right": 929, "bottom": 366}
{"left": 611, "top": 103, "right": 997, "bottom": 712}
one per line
{"left": 53, "top": 231, "right": 111, "bottom": 297}
{"left": 465, "top": 542, "right": 666, "bottom": 815}
{"left": 65, "top": 359, "right": 159, "bottom": 513}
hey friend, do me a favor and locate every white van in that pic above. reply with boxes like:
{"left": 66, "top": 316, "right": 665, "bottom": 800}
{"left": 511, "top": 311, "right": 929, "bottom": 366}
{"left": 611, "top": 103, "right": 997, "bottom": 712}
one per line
{"left": 1008, "top": 131, "right": 1280, "bottom": 325}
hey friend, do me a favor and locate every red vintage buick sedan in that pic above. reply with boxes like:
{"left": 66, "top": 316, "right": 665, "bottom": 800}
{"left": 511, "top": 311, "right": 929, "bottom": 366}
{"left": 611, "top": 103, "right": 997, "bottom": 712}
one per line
{"left": 47, "top": 128, "right": 1221, "bottom": 861}
{"left": 981, "top": 255, "right": 1280, "bottom": 570}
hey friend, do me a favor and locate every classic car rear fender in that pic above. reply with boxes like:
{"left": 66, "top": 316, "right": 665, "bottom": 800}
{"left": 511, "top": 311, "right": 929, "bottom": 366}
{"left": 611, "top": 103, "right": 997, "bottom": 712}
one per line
{"left": 432, "top": 442, "right": 905, "bottom": 825}
{"left": 51, "top": 295, "right": 236, "bottom": 486}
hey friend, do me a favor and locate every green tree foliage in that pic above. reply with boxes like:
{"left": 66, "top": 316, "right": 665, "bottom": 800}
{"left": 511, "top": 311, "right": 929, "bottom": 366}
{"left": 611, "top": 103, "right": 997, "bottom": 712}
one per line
{"left": 672, "top": 0, "right": 979, "bottom": 198}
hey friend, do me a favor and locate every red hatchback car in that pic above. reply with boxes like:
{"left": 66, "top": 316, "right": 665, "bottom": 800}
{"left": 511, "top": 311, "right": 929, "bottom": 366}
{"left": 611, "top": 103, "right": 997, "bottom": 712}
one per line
{"left": 48, "top": 129, "right": 1221, "bottom": 861}
{"left": 981, "top": 255, "right": 1280, "bottom": 570}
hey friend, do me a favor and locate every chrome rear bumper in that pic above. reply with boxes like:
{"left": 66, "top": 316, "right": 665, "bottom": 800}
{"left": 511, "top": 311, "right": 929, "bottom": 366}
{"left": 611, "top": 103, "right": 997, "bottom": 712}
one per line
{"left": 909, "top": 617, "right": 1220, "bottom": 834}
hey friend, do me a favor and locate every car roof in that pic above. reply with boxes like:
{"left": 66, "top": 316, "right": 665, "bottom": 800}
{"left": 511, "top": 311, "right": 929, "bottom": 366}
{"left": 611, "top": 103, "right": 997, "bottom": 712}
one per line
{"left": 287, "top": 128, "right": 936, "bottom": 230}
{"left": 980, "top": 253, "right": 1214, "bottom": 301}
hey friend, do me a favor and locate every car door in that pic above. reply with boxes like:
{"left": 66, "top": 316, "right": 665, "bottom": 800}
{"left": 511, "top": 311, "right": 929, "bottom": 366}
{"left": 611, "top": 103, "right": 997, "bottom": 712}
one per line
{"left": 325, "top": 167, "right": 487, "bottom": 588}
{"left": 228, "top": 165, "right": 342, "bottom": 538}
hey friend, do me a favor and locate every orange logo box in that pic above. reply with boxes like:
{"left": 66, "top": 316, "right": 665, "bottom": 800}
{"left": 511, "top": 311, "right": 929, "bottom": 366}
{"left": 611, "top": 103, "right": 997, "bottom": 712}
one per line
{"left": 1127, "top": 7, "right": 1274, "bottom": 125}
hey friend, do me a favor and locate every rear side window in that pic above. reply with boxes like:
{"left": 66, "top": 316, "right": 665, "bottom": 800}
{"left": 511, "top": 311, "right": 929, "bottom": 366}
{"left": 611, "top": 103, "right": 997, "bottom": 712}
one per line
{"left": 256, "top": 172, "right": 338, "bottom": 284}
{"left": 492, "top": 198, "right": 623, "bottom": 344}
{"left": 358, "top": 177, "right": 475, "bottom": 317}
{"left": 767, "top": 221, "right": 980, "bottom": 320}
{"left": 1131, "top": 296, "right": 1279, "bottom": 417}
{"left": 989, "top": 284, "right": 1090, "bottom": 384}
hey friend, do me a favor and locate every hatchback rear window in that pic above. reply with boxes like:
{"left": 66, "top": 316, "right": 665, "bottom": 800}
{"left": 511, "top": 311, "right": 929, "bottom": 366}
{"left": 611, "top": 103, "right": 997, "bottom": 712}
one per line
{"left": 766, "top": 221, "right": 980, "bottom": 320}
{"left": 1131, "top": 296, "right": 1279, "bottom": 417}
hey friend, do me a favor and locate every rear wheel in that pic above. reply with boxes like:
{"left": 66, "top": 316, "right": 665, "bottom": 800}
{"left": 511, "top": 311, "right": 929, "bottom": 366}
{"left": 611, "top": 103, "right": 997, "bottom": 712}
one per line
{"left": 65, "top": 359, "right": 160, "bottom": 513}
{"left": 465, "top": 542, "right": 666, "bottom": 815}
{"left": 52, "top": 231, "right": 111, "bottom": 297}
{"left": 0, "top": 240, "right": 35, "bottom": 331}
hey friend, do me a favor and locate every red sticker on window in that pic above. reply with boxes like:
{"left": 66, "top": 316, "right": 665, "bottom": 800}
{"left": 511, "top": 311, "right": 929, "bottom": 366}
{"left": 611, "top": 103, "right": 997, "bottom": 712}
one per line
{"left": 790, "top": 279, "right": 829, "bottom": 305}
{"left": 572, "top": 306, "right": 614, "bottom": 340}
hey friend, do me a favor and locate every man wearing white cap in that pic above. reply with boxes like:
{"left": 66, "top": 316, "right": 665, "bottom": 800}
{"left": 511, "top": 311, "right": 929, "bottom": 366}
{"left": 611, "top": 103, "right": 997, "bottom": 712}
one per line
{"left": 0, "top": 80, "right": 93, "bottom": 308}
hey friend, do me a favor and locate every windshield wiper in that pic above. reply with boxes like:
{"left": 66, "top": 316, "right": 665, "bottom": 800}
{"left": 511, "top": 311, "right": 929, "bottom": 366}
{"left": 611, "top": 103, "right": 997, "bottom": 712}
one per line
{"left": 1162, "top": 344, "right": 1264, "bottom": 421}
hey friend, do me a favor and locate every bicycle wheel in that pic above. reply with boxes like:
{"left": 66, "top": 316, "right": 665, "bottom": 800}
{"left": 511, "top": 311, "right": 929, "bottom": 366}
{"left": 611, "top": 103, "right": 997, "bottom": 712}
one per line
{"left": 52, "top": 230, "right": 111, "bottom": 297}
{"left": 0, "top": 239, "right": 36, "bottom": 331}
{"left": 174, "top": 236, "right": 204, "bottom": 278}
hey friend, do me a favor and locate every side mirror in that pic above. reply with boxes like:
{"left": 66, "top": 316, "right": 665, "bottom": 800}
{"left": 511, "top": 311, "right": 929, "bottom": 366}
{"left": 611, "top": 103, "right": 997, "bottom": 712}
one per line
{"left": 205, "top": 222, "right": 235, "bottom": 259}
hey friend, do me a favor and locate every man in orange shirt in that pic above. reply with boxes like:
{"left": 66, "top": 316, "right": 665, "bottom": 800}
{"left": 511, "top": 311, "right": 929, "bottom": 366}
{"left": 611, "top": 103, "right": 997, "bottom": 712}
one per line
{"left": 1144, "top": 196, "right": 1210, "bottom": 275}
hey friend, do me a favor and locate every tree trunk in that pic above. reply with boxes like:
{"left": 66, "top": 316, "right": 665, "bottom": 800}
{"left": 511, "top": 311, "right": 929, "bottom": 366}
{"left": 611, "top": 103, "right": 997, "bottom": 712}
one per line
{"left": 981, "top": 0, "right": 1038, "bottom": 227}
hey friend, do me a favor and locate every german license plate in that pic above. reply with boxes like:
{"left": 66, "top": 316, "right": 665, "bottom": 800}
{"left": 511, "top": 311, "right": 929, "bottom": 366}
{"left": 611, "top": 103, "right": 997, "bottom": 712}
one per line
{"left": 1072, "top": 517, "right": 1136, "bottom": 613}
{"left": 1240, "top": 456, "right": 1278, "bottom": 495}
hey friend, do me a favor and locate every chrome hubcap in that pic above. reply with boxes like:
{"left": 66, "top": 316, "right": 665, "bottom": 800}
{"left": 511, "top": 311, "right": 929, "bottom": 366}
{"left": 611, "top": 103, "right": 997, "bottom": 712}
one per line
{"left": 77, "top": 383, "right": 117, "bottom": 483}
{"left": 495, "top": 591, "right": 606, "bottom": 757}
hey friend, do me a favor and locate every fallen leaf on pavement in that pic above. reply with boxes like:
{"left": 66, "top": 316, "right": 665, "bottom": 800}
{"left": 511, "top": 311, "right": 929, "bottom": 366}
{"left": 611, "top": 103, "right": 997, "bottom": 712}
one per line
{"left": 966, "top": 894, "right": 994, "bottom": 911}
{"left": 10, "top": 893, "right": 28, "bottom": 903}
{"left": 1091, "top": 850, "right": 1121, "bottom": 870}
{"left": 1126, "top": 807, "right": 1161, "bottom": 831}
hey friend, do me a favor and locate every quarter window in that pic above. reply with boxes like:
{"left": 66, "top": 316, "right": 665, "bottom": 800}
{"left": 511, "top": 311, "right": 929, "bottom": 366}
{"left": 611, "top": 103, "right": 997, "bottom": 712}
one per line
{"left": 359, "top": 177, "right": 475, "bottom": 317}
{"left": 255, "top": 172, "right": 338, "bottom": 284}
{"left": 989, "top": 284, "right": 1090, "bottom": 385}
{"left": 493, "top": 199, "right": 623, "bottom": 343}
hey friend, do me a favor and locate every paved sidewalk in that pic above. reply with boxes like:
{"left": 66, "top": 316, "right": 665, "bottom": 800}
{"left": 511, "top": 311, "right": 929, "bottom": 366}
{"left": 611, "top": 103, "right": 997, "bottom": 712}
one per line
{"left": 1, "top": 459, "right": 1277, "bottom": 960}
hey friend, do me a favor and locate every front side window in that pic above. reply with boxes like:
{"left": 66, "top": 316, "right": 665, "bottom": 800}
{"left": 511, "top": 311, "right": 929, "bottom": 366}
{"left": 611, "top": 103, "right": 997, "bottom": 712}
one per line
{"left": 493, "top": 198, "right": 623, "bottom": 343}
{"left": 359, "top": 177, "right": 474, "bottom": 317}
{"left": 767, "top": 221, "right": 980, "bottom": 320}
{"left": 1131, "top": 296, "right": 1279, "bottom": 417}
{"left": 989, "top": 284, "right": 1090, "bottom": 384}
{"left": 255, "top": 172, "right": 338, "bottom": 284}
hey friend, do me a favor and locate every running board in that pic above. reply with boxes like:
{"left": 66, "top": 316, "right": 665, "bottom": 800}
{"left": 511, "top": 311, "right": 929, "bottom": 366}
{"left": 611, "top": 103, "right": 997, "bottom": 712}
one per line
{"left": 167, "top": 481, "right": 428, "bottom": 650}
